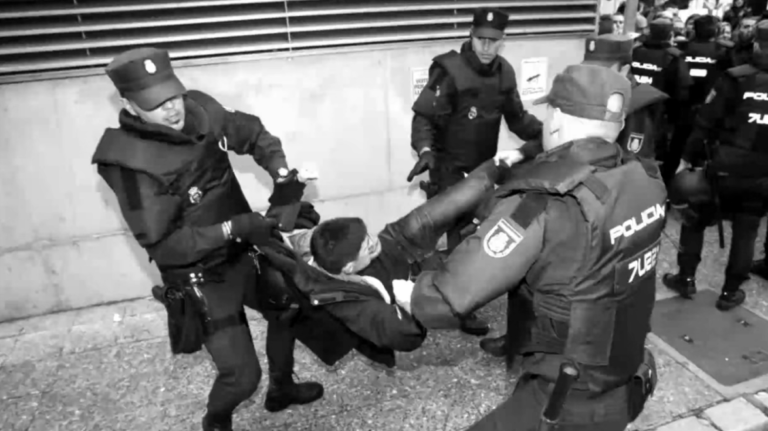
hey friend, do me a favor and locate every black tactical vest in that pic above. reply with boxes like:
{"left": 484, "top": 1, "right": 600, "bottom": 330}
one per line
{"left": 92, "top": 91, "right": 251, "bottom": 271}
{"left": 631, "top": 45, "right": 679, "bottom": 93}
{"left": 433, "top": 51, "right": 516, "bottom": 170}
{"left": 720, "top": 65, "right": 768, "bottom": 155}
{"left": 618, "top": 83, "right": 669, "bottom": 159}
{"left": 684, "top": 41, "right": 727, "bottom": 106}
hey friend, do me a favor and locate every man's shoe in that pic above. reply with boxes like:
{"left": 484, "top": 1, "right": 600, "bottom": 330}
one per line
{"left": 750, "top": 259, "right": 768, "bottom": 280}
{"left": 202, "top": 413, "right": 232, "bottom": 431}
{"left": 716, "top": 290, "right": 746, "bottom": 311}
{"left": 264, "top": 374, "right": 324, "bottom": 413}
{"left": 662, "top": 273, "right": 697, "bottom": 299}
{"left": 479, "top": 334, "right": 507, "bottom": 358}
{"left": 460, "top": 313, "right": 490, "bottom": 336}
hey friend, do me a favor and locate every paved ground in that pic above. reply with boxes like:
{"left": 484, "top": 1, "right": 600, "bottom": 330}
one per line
{"left": 2, "top": 218, "right": 768, "bottom": 431}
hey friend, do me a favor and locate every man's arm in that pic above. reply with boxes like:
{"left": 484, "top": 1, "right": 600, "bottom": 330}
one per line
{"left": 411, "top": 64, "right": 457, "bottom": 154}
{"left": 502, "top": 70, "right": 542, "bottom": 142}
{"left": 99, "top": 166, "right": 230, "bottom": 267}
{"left": 409, "top": 194, "right": 544, "bottom": 329}
{"left": 682, "top": 76, "right": 736, "bottom": 164}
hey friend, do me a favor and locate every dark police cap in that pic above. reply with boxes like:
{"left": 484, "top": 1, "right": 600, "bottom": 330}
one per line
{"left": 583, "top": 34, "right": 633, "bottom": 66}
{"left": 106, "top": 47, "right": 186, "bottom": 111}
{"left": 533, "top": 64, "right": 630, "bottom": 123}
{"left": 757, "top": 20, "right": 768, "bottom": 43}
{"left": 472, "top": 8, "right": 509, "bottom": 40}
{"left": 649, "top": 18, "right": 673, "bottom": 41}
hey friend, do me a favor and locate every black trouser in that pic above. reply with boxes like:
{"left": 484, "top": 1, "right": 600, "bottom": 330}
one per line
{"left": 427, "top": 158, "right": 475, "bottom": 251}
{"left": 467, "top": 374, "right": 630, "bottom": 431}
{"left": 201, "top": 253, "right": 296, "bottom": 419}
{"left": 676, "top": 175, "right": 768, "bottom": 292}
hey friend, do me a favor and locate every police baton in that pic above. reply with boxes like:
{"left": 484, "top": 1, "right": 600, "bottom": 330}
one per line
{"left": 538, "top": 363, "right": 580, "bottom": 431}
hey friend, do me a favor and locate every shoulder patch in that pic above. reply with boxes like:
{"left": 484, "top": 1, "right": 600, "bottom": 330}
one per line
{"left": 483, "top": 218, "right": 524, "bottom": 258}
{"left": 627, "top": 133, "right": 644, "bottom": 153}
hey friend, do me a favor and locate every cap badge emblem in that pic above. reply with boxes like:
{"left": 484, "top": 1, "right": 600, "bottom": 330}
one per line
{"left": 589, "top": 40, "right": 596, "bottom": 51}
{"left": 144, "top": 59, "right": 157, "bottom": 74}
{"left": 468, "top": 106, "right": 478, "bottom": 120}
{"left": 188, "top": 186, "right": 203, "bottom": 204}
{"left": 487, "top": 12, "right": 494, "bottom": 21}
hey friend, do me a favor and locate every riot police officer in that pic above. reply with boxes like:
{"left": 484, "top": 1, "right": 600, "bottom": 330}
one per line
{"left": 400, "top": 64, "right": 664, "bottom": 430}
{"left": 92, "top": 48, "right": 323, "bottom": 431}
{"left": 664, "top": 20, "right": 768, "bottom": 311}
{"left": 632, "top": 18, "right": 694, "bottom": 182}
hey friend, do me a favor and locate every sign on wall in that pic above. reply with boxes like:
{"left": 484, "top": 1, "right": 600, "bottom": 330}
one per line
{"left": 411, "top": 67, "right": 430, "bottom": 102}
{"left": 519, "top": 57, "right": 548, "bottom": 101}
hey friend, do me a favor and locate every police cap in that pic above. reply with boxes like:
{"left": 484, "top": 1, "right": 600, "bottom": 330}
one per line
{"left": 667, "top": 168, "right": 711, "bottom": 205}
{"left": 106, "top": 47, "right": 186, "bottom": 111}
{"left": 472, "top": 8, "right": 509, "bottom": 40}
{"left": 756, "top": 20, "right": 768, "bottom": 43}
{"left": 533, "top": 64, "right": 630, "bottom": 123}
{"left": 649, "top": 18, "right": 673, "bottom": 42}
{"left": 583, "top": 34, "right": 634, "bottom": 66}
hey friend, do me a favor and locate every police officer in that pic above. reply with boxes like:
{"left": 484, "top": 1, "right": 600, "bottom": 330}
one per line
{"left": 91, "top": 48, "right": 323, "bottom": 431}
{"left": 663, "top": 20, "right": 768, "bottom": 311}
{"left": 632, "top": 18, "right": 694, "bottom": 182}
{"left": 400, "top": 64, "right": 664, "bottom": 430}
{"left": 479, "top": 34, "right": 670, "bottom": 358}
{"left": 684, "top": 15, "right": 734, "bottom": 108}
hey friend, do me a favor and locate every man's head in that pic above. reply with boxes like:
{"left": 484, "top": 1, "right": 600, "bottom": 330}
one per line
{"left": 659, "top": 1, "right": 679, "bottom": 19}
{"left": 582, "top": 34, "right": 634, "bottom": 76}
{"left": 598, "top": 14, "right": 616, "bottom": 35}
{"left": 310, "top": 218, "right": 382, "bottom": 275}
{"left": 612, "top": 12, "right": 626, "bottom": 35}
{"left": 693, "top": 15, "right": 718, "bottom": 41}
{"left": 649, "top": 18, "right": 674, "bottom": 42}
{"left": 534, "top": 64, "right": 630, "bottom": 151}
{"left": 470, "top": 8, "right": 508, "bottom": 64}
{"left": 754, "top": 19, "right": 768, "bottom": 53}
{"left": 719, "top": 21, "right": 733, "bottom": 40}
{"left": 106, "top": 47, "right": 187, "bottom": 130}
{"left": 737, "top": 16, "right": 759, "bottom": 44}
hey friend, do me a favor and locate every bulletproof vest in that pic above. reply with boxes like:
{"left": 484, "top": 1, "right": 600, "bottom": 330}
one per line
{"left": 631, "top": 46, "right": 678, "bottom": 93}
{"left": 499, "top": 140, "right": 667, "bottom": 392}
{"left": 684, "top": 41, "right": 726, "bottom": 106}
{"left": 92, "top": 91, "right": 251, "bottom": 271}
{"left": 433, "top": 51, "right": 516, "bottom": 170}
{"left": 618, "top": 83, "right": 668, "bottom": 159}
{"left": 720, "top": 65, "right": 768, "bottom": 155}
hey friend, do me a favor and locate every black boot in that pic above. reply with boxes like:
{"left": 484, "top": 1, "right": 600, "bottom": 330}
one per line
{"left": 202, "top": 413, "right": 232, "bottom": 431}
{"left": 716, "top": 289, "right": 746, "bottom": 311}
{"left": 460, "top": 313, "right": 490, "bottom": 336}
{"left": 264, "top": 374, "right": 324, "bottom": 413}
{"left": 662, "top": 273, "right": 697, "bottom": 299}
{"left": 750, "top": 259, "right": 768, "bottom": 280}
{"left": 479, "top": 334, "right": 507, "bottom": 357}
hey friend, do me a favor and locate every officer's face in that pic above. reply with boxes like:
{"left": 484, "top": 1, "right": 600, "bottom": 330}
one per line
{"left": 124, "top": 95, "right": 186, "bottom": 131}
{"left": 470, "top": 34, "right": 503, "bottom": 64}
{"left": 344, "top": 233, "right": 382, "bottom": 274}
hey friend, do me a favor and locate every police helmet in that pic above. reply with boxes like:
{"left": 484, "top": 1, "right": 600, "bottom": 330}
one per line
{"left": 667, "top": 168, "right": 711, "bottom": 205}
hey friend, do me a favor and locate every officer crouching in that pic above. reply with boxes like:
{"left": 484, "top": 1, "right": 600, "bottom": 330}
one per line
{"left": 664, "top": 20, "right": 768, "bottom": 311}
{"left": 91, "top": 48, "right": 323, "bottom": 431}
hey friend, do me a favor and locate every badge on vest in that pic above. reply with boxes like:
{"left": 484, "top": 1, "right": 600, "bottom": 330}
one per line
{"left": 628, "top": 133, "right": 644, "bottom": 153}
{"left": 468, "top": 106, "right": 478, "bottom": 120}
{"left": 483, "top": 218, "right": 524, "bottom": 258}
{"left": 188, "top": 186, "right": 203, "bottom": 204}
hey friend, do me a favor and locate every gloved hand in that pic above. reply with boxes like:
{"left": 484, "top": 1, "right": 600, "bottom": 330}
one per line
{"left": 296, "top": 202, "right": 321, "bottom": 229}
{"left": 269, "top": 169, "right": 307, "bottom": 207}
{"left": 229, "top": 212, "right": 281, "bottom": 247}
{"left": 392, "top": 279, "right": 415, "bottom": 314}
{"left": 407, "top": 150, "right": 436, "bottom": 182}
{"left": 494, "top": 150, "right": 523, "bottom": 167}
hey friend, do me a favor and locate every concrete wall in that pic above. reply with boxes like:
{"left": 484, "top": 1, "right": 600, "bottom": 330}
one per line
{"left": 0, "top": 36, "right": 585, "bottom": 322}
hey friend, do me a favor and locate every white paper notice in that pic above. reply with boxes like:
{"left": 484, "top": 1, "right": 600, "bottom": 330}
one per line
{"left": 411, "top": 67, "right": 430, "bottom": 102}
{"left": 520, "top": 57, "right": 548, "bottom": 101}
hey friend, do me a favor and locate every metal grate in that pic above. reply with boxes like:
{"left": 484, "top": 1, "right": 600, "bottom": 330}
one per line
{"left": 0, "top": 0, "right": 598, "bottom": 83}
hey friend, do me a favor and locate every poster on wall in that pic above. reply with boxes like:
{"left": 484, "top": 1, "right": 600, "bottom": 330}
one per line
{"left": 519, "top": 57, "right": 548, "bottom": 101}
{"left": 411, "top": 67, "right": 430, "bottom": 102}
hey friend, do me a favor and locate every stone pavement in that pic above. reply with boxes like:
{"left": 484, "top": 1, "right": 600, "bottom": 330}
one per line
{"left": 2, "top": 218, "right": 768, "bottom": 431}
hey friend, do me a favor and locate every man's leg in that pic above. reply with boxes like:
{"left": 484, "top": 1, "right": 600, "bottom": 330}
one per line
{"left": 750, "top": 217, "right": 768, "bottom": 279}
{"left": 663, "top": 208, "right": 710, "bottom": 298}
{"left": 718, "top": 212, "right": 760, "bottom": 310}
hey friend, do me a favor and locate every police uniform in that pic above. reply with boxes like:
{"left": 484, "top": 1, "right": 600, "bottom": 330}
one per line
{"left": 664, "top": 21, "right": 768, "bottom": 311}
{"left": 632, "top": 18, "right": 694, "bottom": 182}
{"left": 91, "top": 48, "right": 323, "bottom": 431}
{"left": 409, "top": 7, "right": 542, "bottom": 251}
{"left": 408, "top": 65, "right": 664, "bottom": 430}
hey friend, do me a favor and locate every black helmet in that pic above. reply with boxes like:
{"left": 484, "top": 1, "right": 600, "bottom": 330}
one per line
{"left": 667, "top": 168, "right": 711, "bottom": 205}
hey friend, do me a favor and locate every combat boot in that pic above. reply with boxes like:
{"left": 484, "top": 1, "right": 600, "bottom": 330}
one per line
{"left": 202, "top": 413, "right": 232, "bottom": 431}
{"left": 479, "top": 334, "right": 507, "bottom": 357}
{"left": 662, "top": 273, "right": 697, "bottom": 299}
{"left": 460, "top": 312, "right": 490, "bottom": 336}
{"left": 716, "top": 289, "right": 746, "bottom": 311}
{"left": 750, "top": 259, "right": 768, "bottom": 280}
{"left": 264, "top": 373, "right": 324, "bottom": 413}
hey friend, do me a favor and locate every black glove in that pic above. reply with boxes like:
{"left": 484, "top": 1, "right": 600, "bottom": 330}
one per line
{"left": 407, "top": 151, "right": 436, "bottom": 182}
{"left": 296, "top": 202, "right": 321, "bottom": 229}
{"left": 269, "top": 169, "right": 306, "bottom": 207}
{"left": 230, "top": 212, "right": 281, "bottom": 247}
{"left": 266, "top": 202, "right": 302, "bottom": 232}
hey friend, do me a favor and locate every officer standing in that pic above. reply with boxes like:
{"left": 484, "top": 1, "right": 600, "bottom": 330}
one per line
{"left": 663, "top": 21, "right": 768, "bottom": 311}
{"left": 631, "top": 18, "right": 694, "bottom": 182}
{"left": 400, "top": 64, "right": 665, "bottom": 430}
{"left": 684, "top": 15, "right": 734, "bottom": 109}
{"left": 479, "top": 34, "right": 670, "bottom": 358}
{"left": 91, "top": 48, "right": 323, "bottom": 431}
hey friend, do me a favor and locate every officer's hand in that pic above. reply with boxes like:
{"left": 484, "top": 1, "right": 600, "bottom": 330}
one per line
{"left": 230, "top": 212, "right": 281, "bottom": 247}
{"left": 494, "top": 150, "right": 523, "bottom": 167}
{"left": 407, "top": 151, "right": 436, "bottom": 182}
{"left": 269, "top": 169, "right": 307, "bottom": 207}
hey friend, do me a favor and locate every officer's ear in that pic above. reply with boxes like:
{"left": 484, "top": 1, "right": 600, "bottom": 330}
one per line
{"left": 341, "top": 261, "right": 356, "bottom": 275}
{"left": 120, "top": 97, "right": 138, "bottom": 116}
